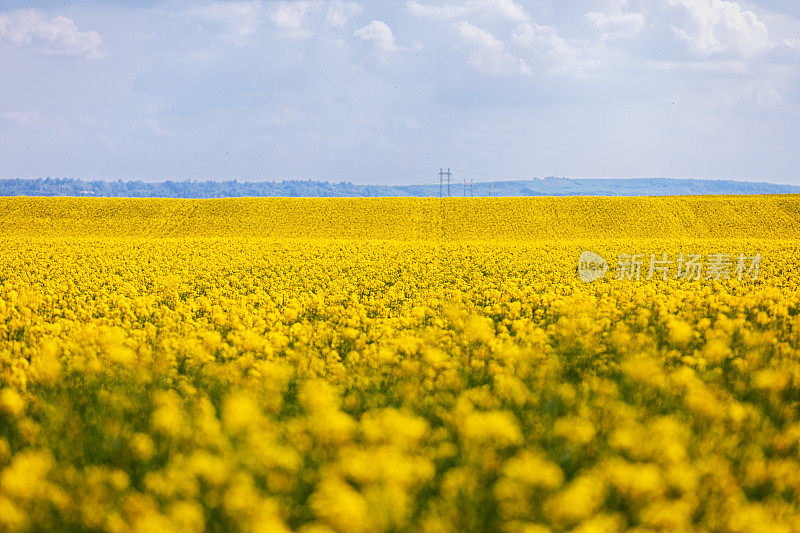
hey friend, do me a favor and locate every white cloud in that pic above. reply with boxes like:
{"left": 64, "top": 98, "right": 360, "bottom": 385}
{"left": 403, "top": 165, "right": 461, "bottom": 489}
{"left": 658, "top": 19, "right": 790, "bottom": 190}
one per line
{"left": 511, "top": 21, "right": 595, "bottom": 76}
{"left": 0, "top": 9, "right": 105, "bottom": 58}
{"left": 666, "top": 0, "right": 772, "bottom": 57}
{"left": 481, "top": 0, "right": 528, "bottom": 23}
{"left": 407, "top": 0, "right": 528, "bottom": 23}
{"left": 406, "top": 1, "right": 468, "bottom": 20}
{"left": 269, "top": 2, "right": 311, "bottom": 31}
{"left": 585, "top": 10, "right": 645, "bottom": 42}
{"left": 2, "top": 110, "right": 41, "bottom": 126}
{"left": 327, "top": 1, "right": 362, "bottom": 28}
{"left": 191, "top": 1, "right": 265, "bottom": 46}
{"left": 192, "top": 1, "right": 363, "bottom": 43}
{"left": 750, "top": 80, "right": 782, "bottom": 107}
{"left": 133, "top": 118, "right": 171, "bottom": 138}
{"left": 714, "top": 78, "right": 785, "bottom": 107}
{"left": 408, "top": 0, "right": 592, "bottom": 76}
{"left": 264, "top": 2, "right": 321, "bottom": 39}
{"left": 645, "top": 59, "right": 748, "bottom": 73}
{"left": 455, "top": 21, "right": 530, "bottom": 75}
{"left": 354, "top": 20, "right": 400, "bottom": 52}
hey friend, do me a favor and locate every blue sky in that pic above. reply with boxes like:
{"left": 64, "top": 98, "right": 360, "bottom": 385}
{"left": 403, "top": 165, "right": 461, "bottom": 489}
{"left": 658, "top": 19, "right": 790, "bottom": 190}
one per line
{"left": 1, "top": 0, "right": 799, "bottom": 185}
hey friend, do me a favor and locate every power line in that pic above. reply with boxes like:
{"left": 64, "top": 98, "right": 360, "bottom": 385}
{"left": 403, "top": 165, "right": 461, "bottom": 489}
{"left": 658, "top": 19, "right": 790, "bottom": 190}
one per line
{"left": 448, "top": 169, "right": 451, "bottom": 196}
{"left": 438, "top": 168, "right": 452, "bottom": 197}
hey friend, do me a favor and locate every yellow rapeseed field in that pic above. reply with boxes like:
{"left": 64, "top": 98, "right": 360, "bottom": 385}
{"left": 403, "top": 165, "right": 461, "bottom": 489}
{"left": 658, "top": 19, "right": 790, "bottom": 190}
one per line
{"left": 1, "top": 196, "right": 799, "bottom": 532}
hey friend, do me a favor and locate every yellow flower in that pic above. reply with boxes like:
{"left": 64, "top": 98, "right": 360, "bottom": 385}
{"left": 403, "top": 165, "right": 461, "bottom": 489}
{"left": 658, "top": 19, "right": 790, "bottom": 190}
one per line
{"left": 0, "top": 389, "right": 25, "bottom": 418}
{"left": 544, "top": 475, "right": 606, "bottom": 528}
{"left": 310, "top": 476, "right": 370, "bottom": 533}
{"left": 130, "top": 433, "right": 155, "bottom": 462}
{"left": 458, "top": 410, "right": 522, "bottom": 448}
{"left": 0, "top": 450, "right": 53, "bottom": 500}
{"left": 222, "top": 392, "right": 261, "bottom": 434}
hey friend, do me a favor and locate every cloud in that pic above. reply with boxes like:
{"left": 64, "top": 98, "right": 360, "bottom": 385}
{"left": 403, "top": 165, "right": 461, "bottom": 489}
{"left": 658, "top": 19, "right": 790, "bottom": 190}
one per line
{"left": 354, "top": 20, "right": 400, "bottom": 52}
{"left": 666, "top": 0, "right": 772, "bottom": 57}
{"left": 585, "top": 10, "right": 645, "bottom": 42}
{"left": 2, "top": 110, "right": 41, "bottom": 126}
{"left": 486, "top": 0, "right": 529, "bottom": 23}
{"left": 407, "top": 0, "right": 528, "bottom": 23}
{"left": 644, "top": 59, "right": 748, "bottom": 73}
{"left": 455, "top": 21, "right": 530, "bottom": 75}
{"left": 409, "top": 0, "right": 589, "bottom": 76}
{"left": 748, "top": 80, "right": 782, "bottom": 107}
{"left": 269, "top": 2, "right": 312, "bottom": 31}
{"left": 0, "top": 9, "right": 105, "bottom": 58}
{"left": 134, "top": 117, "right": 171, "bottom": 138}
{"left": 327, "top": 1, "right": 362, "bottom": 28}
{"left": 192, "top": 1, "right": 364, "bottom": 44}
{"left": 191, "top": 1, "right": 265, "bottom": 46}
{"left": 511, "top": 21, "right": 595, "bottom": 76}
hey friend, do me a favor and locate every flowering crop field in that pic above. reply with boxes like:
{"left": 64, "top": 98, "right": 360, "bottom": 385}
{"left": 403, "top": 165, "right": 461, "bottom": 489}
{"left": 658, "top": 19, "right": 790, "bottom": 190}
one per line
{"left": 1, "top": 196, "right": 800, "bottom": 532}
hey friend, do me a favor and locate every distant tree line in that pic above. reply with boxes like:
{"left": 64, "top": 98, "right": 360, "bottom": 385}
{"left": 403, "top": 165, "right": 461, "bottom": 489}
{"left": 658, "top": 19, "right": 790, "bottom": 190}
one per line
{"left": 0, "top": 178, "right": 400, "bottom": 198}
{"left": 0, "top": 177, "right": 797, "bottom": 198}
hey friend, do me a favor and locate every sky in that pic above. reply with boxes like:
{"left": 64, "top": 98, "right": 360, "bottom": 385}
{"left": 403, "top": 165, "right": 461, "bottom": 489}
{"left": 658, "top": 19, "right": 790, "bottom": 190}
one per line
{"left": 1, "top": 0, "right": 799, "bottom": 185}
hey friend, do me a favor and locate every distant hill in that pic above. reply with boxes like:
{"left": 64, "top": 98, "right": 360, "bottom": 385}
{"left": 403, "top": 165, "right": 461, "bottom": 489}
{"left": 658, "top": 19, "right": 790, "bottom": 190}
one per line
{"left": 0, "top": 177, "right": 798, "bottom": 198}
